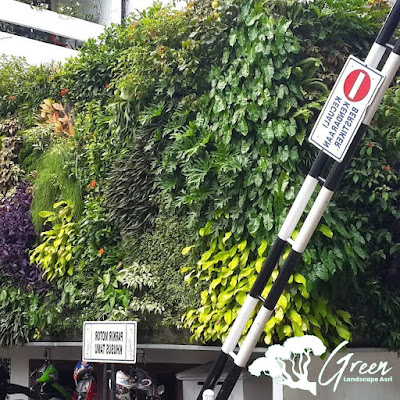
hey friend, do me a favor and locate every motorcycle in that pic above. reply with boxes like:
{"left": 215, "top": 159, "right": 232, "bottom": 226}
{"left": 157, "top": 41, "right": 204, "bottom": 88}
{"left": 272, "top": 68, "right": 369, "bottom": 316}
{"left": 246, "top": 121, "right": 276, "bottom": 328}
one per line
{"left": 0, "top": 359, "right": 75, "bottom": 400}
{"left": 30, "top": 361, "right": 74, "bottom": 400}
{"left": 73, "top": 361, "right": 97, "bottom": 400}
{"left": 115, "top": 367, "right": 164, "bottom": 400}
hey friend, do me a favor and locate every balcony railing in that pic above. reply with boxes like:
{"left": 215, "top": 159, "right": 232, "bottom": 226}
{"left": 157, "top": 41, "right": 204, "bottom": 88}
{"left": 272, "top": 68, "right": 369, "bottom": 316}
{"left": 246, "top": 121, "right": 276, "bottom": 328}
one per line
{"left": 0, "top": 0, "right": 105, "bottom": 64}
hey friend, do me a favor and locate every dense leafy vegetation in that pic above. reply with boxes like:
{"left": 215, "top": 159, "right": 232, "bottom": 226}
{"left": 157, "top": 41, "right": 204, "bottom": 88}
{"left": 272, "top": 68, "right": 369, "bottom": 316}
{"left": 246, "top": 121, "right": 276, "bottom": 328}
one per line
{"left": 0, "top": 0, "right": 399, "bottom": 349}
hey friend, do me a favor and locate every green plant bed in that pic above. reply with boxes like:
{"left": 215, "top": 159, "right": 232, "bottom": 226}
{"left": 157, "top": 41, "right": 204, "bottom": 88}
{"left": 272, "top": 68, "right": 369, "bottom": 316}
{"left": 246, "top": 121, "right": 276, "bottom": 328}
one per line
{"left": 31, "top": 142, "right": 83, "bottom": 231}
{"left": 126, "top": 212, "right": 206, "bottom": 330}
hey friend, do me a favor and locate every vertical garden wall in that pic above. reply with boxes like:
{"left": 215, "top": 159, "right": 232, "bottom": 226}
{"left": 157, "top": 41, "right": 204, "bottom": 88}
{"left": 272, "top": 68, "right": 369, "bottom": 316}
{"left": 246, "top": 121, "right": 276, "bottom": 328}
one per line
{"left": 0, "top": 0, "right": 399, "bottom": 349}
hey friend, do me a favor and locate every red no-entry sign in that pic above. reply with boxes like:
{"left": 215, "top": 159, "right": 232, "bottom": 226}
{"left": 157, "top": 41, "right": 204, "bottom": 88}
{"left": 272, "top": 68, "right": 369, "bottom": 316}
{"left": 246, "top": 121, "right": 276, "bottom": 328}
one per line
{"left": 343, "top": 69, "right": 371, "bottom": 102}
{"left": 309, "top": 56, "right": 384, "bottom": 163}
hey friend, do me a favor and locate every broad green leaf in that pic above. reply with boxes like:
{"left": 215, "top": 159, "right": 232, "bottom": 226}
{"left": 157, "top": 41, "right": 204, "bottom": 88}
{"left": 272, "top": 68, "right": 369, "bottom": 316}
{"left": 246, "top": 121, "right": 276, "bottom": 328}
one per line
{"left": 283, "top": 325, "right": 292, "bottom": 336}
{"left": 336, "top": 325, "right": 351, "bottom": 341}
{"left": 238, "top": 240, "right": 247, "bottom": 252}
{"left": 336, "top": 310, "right": 351, "bottom": 324}
{"left": 257, "top": 239, "right": 268, "bottom": 257}
{"left": 319, "top": 224, "right": 334, "bottom": 238}
{"left": 255, "top": 257, "right": 265, "bottom": 272}
{"left": 224, "top": 310, "right": 233, "bottom": 324}
{"left": 277, "top": 294, "right": 288, "bottom": 310}
{"left": 307, "top": 314, "right": 320, "bottom": 327}
{"left": 201, "top": 248, "right": 215, "bottom": 261}
{"left": 265, "top": 316, "right": 277, "bottom": 332}
{"left": 182, "top": 245, "right": 196, "bottom": 255}
{"left": 228, "top": 256, "right": 239, "bottom": 270}
{"left": 289, "top": 309, "right": 302, "bottom": 326}
{"left": 275, "top": 307, "right": 284, "bottom": 322}
{"left": 223, "top": 231, "right": 232, "bottom": 244}
{"left": 326, "top": 312, "right": 337, "bottom": 326}
{"left": 293, "top": 273, "right": 306, "bottom": 286}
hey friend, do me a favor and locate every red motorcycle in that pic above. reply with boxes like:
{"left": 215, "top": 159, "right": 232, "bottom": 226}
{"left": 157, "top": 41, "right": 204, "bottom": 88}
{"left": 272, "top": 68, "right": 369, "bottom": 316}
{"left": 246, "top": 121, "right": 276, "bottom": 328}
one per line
{"left": 73, "top": 362, "right": 97, "bottom": 400}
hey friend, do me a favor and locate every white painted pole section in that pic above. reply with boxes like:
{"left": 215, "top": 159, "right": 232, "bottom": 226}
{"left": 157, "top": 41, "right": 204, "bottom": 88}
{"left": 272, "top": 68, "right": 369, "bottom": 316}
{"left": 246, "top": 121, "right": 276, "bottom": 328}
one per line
{"left": 221, "top": 296, "right": 259, "bottom": 353}
{"left": 278, "top": 175, "right": 319, "bottom": 240}
{"left": 111, "top": 0, "right": 123, "bottom": 24}
{"left": 203, "top": 389, "right": 215, "bottom": 400}
{"left": 272, "top": 380, "right": 284, "bottom": 400}
{"left": 364, "top": 42, "right": 387, "bottom": 68}
{"left": 234, "top": 308, "right": 273, "bottom": 367}
{"left": 292, "top": 187, "right": 334, "bottom": 253}
{"left": 363, "top": 52, "right": 400, "bottom": 124}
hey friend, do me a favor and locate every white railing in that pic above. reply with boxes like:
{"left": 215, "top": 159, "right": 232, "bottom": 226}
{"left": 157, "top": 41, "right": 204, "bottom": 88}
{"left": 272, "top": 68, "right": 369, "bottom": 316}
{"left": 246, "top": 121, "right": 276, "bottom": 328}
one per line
{"left": 1, "top": 0, "right": 104, "bottom": 42}
{"left": 0, "top": 31, "right": 79, "bottom": 64}
{"left": 0, "top": 0, "right": 106, "bottom": 64}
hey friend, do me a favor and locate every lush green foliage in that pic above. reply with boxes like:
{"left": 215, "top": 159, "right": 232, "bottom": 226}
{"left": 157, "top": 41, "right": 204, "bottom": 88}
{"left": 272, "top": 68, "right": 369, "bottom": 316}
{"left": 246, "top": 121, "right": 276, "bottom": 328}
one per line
{"left": 0, "top": 136, "right": 23, "bottom": 203}
{"left": 128, "top": 212, "right": 204, "bottom": 328}
{"left": 156, "top": 0, "right": 398, "bottom": 347}
{"left": 182, "top": 226, "right": 351, "bottom": 347}
{"left": 58, "top": 23, "right": 132, "bottom": 112}
{"left": 0, "top": 57, "right": 58, "bottom": 127}
{"left": 0, "top": 278, "right": 59, "bottom": 347}
{"left": 30, "top": 142, "right": 82, "bottom": 230}
{"left": 30, "top": 201, "right": 77, "bottom": 281}
{"left": 106, "top": 137, "right": 159, "bottom": 235}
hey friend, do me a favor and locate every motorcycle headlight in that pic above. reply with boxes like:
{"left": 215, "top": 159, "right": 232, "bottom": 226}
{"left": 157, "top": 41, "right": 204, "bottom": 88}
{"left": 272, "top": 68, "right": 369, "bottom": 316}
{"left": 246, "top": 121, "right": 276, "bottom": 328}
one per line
{"left": 141, "top": 379, "right": 152, "bottom": 387}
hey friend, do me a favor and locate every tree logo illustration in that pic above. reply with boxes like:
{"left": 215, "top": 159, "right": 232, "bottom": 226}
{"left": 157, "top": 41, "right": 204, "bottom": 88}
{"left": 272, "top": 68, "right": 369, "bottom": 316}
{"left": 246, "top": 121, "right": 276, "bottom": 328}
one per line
{"left": 248, "top": 335, "right": 326, "bottom": 396}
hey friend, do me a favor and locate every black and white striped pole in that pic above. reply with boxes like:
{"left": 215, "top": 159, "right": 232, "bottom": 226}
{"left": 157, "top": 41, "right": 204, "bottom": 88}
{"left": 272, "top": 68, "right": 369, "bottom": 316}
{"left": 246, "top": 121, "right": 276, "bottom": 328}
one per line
{"left": 199, "top": 2, "right": 400, "bottom": 399}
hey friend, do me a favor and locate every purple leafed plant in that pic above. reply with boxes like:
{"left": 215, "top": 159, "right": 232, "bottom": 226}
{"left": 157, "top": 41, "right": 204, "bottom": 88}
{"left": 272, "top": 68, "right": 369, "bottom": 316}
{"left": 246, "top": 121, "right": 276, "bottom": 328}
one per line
{"left": 0, "top": 181, "right": 44, "bottom": 288}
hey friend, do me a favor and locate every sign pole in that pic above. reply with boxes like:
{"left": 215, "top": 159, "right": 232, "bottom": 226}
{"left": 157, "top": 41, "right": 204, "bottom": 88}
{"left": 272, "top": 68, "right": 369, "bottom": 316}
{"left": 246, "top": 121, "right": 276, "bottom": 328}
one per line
{"left": 110, "top": 363, "right": 116, "bottom": 400}
{"left": 103, "top": 363, "right": 108, "bottom": 400}
{"left": 196, "top": 1, "right": 400, "bottom": 399}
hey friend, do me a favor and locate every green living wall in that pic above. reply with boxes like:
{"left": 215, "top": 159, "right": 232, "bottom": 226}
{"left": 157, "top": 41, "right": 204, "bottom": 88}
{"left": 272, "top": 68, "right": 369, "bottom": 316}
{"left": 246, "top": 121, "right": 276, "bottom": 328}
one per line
{"left": 0, "top": 0, "right": 399, "bottom": 349}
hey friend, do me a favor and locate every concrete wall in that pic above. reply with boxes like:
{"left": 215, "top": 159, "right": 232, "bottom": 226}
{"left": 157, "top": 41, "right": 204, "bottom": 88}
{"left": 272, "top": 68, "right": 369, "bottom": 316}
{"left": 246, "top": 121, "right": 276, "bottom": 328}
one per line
{"left": 243, "top": 371, "right": 272, "bottom": 399}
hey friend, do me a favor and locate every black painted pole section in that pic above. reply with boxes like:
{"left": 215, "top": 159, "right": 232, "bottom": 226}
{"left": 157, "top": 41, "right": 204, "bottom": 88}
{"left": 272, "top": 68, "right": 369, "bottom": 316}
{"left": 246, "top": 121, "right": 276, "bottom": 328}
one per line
{"left": 376, "top": 0, "right": 400, "bottom": 46}
{"left": 103, "top": 363, "right": 108, "bottom": 400}
{"left": 197, "top": 351, "right": 229, "bottom": 400}
{"left": 249, "top": 238, "right": 287, "bottom": 298}
{"left": 110, "top": 364, "right": 116, "bottom": 400}
{"left": 214, "top": 366, "right": 242, "bottom": 400}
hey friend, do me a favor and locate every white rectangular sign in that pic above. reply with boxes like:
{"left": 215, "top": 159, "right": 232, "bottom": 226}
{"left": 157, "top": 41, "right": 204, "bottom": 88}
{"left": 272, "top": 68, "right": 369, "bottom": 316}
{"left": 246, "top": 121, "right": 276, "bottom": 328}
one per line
{"left": 309, "top": 55, "right": 384, "bottom": 162}
{"left": 83, "top": 321, "right": 137, "bottom": 363}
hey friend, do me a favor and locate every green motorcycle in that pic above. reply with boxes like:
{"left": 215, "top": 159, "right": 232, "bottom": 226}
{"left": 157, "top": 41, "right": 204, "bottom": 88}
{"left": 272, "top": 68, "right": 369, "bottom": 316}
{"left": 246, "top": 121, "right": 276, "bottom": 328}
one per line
{"left": 30, "top": 361, "right": 74, "bottom": 400}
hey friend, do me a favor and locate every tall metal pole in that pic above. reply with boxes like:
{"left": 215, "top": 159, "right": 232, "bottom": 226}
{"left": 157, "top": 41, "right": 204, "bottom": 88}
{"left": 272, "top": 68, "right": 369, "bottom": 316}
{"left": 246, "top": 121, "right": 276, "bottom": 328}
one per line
{"left": 103, "top": 363, "right": 108, "bottom": 400}
{"left": 196, "top": 1, "right": 400, "bottom": 399}
{"left": 110, "top": 364, "right": 116, "bottom": 400}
